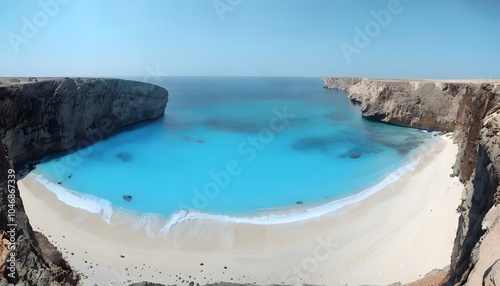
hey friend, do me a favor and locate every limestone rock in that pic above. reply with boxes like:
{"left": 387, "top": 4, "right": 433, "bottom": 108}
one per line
{"left": 483, "top": 205, "right": 500, "bottom": 231}
{"left": 323, "top": 77, "right": 500, "bottom": 286}
{"left": 322, "top": 76, "right": 362, "bottom": 90}
{"left": 462, "top": 221, "right": 500, "bottom": 285}
{"left": 484, "top": 259, "right": 500, "bottom": 286}
{"left": 323, "top": 77, "right": 500, "bottom": 181}
{"left": 129, "top": 282, "right": 170, "bottom": 286}
{"left": 0, "top": 77, "right": 169, "bottom": 168}
{"left": 0, "top": 77, "right": 168, "bottom": 285}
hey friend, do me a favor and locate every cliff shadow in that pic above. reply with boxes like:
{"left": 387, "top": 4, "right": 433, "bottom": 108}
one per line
{"left": 13, "top": 116, "right": 165, "bottom": 181}
{"left": 448, "top": 145, "right": 499, "bottom": 284}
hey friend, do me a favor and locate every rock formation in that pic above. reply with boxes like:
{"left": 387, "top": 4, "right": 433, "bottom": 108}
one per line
{"left": 0, "top": 77, "right": 168, "bottom": 285}
{"left": 323, "top": 77, "right": 500, "bottom": 285}
{"left": 1, "top": 74, "right": 498, "bottom": 285}
{"left": 0, "top": 142, "right": 79, "bottom": 285}
{"left": 0, "top": 77, "right": 169, "bottom": 168}
{"left": 322, "top": 77, "right": 362, "bottom": 91}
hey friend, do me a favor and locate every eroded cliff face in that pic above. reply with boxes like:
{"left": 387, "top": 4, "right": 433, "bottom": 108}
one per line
{"left": 323, "top": 77, "right": 500, "bottom": 285}
{"left": 453, "top": 110, "right": 500, "bottom": 285}
{"left": 0, "top": 142, "right": 80, "bottom": 285}
{"left": 0, "top": 77, "right": 168, "bottom": 285}
{"left": 322, "top": 77, "right": 362, "bottom": 91}
{"left": 0, "top": 77, "right": 169, "bottom": 168}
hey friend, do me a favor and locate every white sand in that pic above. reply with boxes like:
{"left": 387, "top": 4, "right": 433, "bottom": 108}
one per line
{"left": 18, "top": 135, "right": 462, "bottom": 286}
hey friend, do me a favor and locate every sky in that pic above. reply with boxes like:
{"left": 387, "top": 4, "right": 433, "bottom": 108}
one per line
{"left": 0, "top": 0, "right": 499, "bottom": 79}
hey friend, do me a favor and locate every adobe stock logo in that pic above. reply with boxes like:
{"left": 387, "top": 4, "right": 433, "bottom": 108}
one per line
{"left": 339, "top": 0, "right": 406, "bottom": 63}
{"left": 8, "top": 0, "right": 71, "bottom": 54}
{"left": 213, "top": 0, "right": 243, "bottom": 21}
{"left": 281, "top": 234, "right": 341, "bottom": 286}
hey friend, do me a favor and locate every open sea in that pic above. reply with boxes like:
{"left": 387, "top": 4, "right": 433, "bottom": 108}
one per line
{"left": 32, "top": 77, "right": 435, "bottom": 236}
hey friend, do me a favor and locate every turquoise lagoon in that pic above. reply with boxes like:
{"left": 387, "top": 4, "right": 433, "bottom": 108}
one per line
{"left": 32, "top": 77, "right": 435, "bottom": 235}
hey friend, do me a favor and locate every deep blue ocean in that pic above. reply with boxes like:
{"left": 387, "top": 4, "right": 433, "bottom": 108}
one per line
{"left": 32, "top": 77, "right": 434, "bottom": 234}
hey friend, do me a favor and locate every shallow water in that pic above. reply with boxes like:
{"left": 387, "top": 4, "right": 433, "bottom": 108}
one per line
{"left": 33, "top": 77, "right": 434, "bottom": 230}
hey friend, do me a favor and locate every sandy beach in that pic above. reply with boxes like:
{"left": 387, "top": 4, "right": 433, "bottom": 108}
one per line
{"left": 17, "top": 134, "right": 462, "bottom": 286}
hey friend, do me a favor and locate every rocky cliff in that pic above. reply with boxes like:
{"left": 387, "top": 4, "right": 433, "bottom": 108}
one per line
{"left": 0, "top": 77, "right": 169, "bottom": 168}
{"left": 0, "top": 77, "right": 169, "bottom": 285}
{"left": 323, "top": 77, "right": 500, "bottom": 285}
{"left": 322, "top": 77, "right": 362, "bottom": 91}
{"left": 0, "top": 142, "right": 79, "bottom": 285}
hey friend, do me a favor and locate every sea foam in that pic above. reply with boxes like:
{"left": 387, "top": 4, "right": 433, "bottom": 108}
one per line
{"left": 32, "top": 135, "right": 441, "bottom": 238}
{"left": 157, "top": 154, "right": 421, "bottom": 234}
{"left": 29, "top": 77, "right": 441, "bottom": 238}
{"left": 33, "top": 175, "right": 114, "bottom": 223}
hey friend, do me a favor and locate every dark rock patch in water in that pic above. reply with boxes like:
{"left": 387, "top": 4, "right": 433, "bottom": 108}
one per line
{"left": 365, "top": 132, "right": 428, "bottom": 155}
{"left": 180, "top": 136, "right": 205, "bottom": 144}
{"left": 203, "top": 118, "right": 264, "bottom": 133}
{"left": 116, "top": 152, "right": 132, "bottom": 162}
{"left": 123, "top": 195, "right": 132, "bottom": 201}
{"left": 338, "top": 146, "right": 384, "bottom": 159}
{"left": 291, "top": 136, "right": 341, "bottom": 152}
{"left": 162, "top": 114, "right": 193, "bottom": 130}
{"left": 326, "top": 111, "right": 350, "bottom": 121}
{"left": 349, "top": 151, "right": 362, "bottom": 159}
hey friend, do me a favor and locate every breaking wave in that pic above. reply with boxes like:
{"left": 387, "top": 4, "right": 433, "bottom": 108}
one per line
{"left": 32, "top": 134, "right": 441, "bottom": 238}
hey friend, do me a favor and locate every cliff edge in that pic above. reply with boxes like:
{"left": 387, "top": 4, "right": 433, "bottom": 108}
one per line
{"left": 0, "top": 77, "right": 169, "bottom": 168}
{"left": 1, "top": 142, "right": 79, "bottom": 285}
{"left": 323, "top": 77, "right": 500, "bottom": 285}
{"left": 0, "top": 77, "right": 169, "bottom": 285}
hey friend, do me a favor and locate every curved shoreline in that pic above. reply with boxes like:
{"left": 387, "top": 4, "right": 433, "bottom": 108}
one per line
{"left": 29, "top": 134, "right": 442, "bottom": 237}
{"left": 17, "top": 134, "right": 461, "bottom": 285}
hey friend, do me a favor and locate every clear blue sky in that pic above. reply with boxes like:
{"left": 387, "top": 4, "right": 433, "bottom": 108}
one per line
{"left": 1, "top": 0, "right": 499, "bottom": 79}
